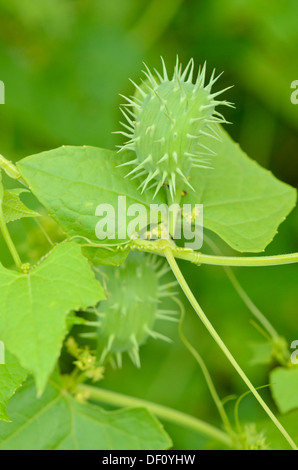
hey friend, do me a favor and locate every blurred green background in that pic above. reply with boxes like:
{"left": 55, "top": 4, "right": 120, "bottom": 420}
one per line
{"left": 0, "top": 0, "right": 297, "bottom": 449}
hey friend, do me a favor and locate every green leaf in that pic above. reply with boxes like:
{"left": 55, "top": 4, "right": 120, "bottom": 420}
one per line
{"left": 0, "top": 352, "right": 27, "bottom": 422}
{"left": 0, "top": 172, "right": 39, "bottom": 223}
{"left": 82, "top": 246, "right": 130, "bottom": 266}
{"left": 17, "top": 146, "right": 165, "bottom": 249}
{"left": 185, "top": 126, "right": 297, "bottom": 252}
{"left": 0, "top": 381, "right": 172, "bottom": 450}
{"left": 2, "top": 189, "right": 40, "bottom": 224}
{"left": 270, "top": 367, "right": 298, "bottom": 414}
{"left": 17, "top": 137, "right": 296, "bottom": 254}
{"left": 0, "top": 242, "right": 105, "bottom": 393}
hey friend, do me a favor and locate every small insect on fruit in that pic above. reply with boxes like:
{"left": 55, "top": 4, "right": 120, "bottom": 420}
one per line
{"left": 117, "top": 57, "right": 233, "bottom": 200}
{"left": 83, "top": 253, "right": 178, "bottom": 368}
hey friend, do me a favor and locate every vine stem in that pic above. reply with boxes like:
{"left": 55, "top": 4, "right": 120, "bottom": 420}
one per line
{"left": 76, "top": 384, "right": 233, "bottom": 447}
{"left": 131, "top": 239, "right": 298, "bottom": 267}
{"left": 175, "top": 297, "right": 233, "bottom": 435}
{"left": 167, "top": 186, "right": 182, "bottom": 240}
{"left": 129, "top": 0, "right": 183, "bottom": 49}
{"left": 0, "top": 154, "right": 27, "bottom": 186}
{"left": 191, "top": 252, "right": 298, "bottom": 267}
{"left": 164, "top": 247, "right": 297, "bottom": 450}
{"left": 0, "top": 209, "right": 22, "bottom": 271}
{"left": 203, "top": 235, "right": 279, "bottom": 340}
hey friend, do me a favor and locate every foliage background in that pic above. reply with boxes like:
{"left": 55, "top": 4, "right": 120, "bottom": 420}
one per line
{"left": 0, "top": 0, "right": 297, "bottom": 449}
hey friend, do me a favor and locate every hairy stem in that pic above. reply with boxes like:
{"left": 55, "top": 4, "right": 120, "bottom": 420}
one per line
{"left": 192, "top": 252, "right": 298, "bottom": 267}
{"left": 0, "top": 154, "right": 27, "bottom": 186}
{"left": 77, "top": 384, "right": 233, "bottom": 447}
{"left": 167, "top": 189, "right": 182, "bottom": 240}
{"left": 131, "top": 239, "right": 298, "bottom": 267}
{"left": 164, "top": 247, "right": 297, "bottom": 450}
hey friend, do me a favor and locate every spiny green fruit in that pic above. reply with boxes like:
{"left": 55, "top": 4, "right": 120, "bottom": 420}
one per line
{"left": 84, "top": 253, "right": 178, "bottom": 368}
{"left": 117, "top": 57, "right": 233, "bottom": 199}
